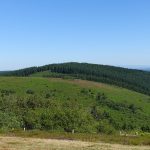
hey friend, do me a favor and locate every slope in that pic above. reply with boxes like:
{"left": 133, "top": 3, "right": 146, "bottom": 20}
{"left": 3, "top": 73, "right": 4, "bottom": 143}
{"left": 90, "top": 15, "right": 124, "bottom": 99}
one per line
{"left": 0, "top": 77, "right": 150, "bottom": 133}
{"left": 3, "top": 62, "right": 150, "bottom": 96}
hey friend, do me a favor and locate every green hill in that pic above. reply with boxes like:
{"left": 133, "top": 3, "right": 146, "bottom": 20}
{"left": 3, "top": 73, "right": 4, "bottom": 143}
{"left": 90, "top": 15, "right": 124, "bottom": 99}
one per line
{"left": 0, "top": 77, "right": 150, "bottom": 133}
{"left": 0, "top": 71, "right": 10, "bottom": 75}
{"left": 3, "top": 62, "right": 150, "bottom": 96}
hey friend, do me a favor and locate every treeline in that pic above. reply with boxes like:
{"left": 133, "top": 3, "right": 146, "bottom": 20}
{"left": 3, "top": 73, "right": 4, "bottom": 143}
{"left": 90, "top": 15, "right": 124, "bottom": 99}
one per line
{"left": 3, "top": 62, "right": 150, "bottom": 95}
{"left": 0, "top": 71, "right": 10, "bottom": 75}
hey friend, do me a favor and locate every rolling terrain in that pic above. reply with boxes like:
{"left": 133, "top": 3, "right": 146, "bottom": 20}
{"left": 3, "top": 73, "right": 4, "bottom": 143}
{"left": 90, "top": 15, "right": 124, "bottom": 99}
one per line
{"left": 3, "top": 62, "right": 150, "bottom": 96}
{"left": 0, "top": 63, "right": 150, "bottom": 147}
{"left": 0, "top": 77, "right": 150, "bottom": 134}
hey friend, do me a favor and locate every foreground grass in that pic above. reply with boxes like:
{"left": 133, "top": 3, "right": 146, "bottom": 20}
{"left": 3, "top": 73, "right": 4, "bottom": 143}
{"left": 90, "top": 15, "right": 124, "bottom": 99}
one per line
{"left": 0, "top": 136, "right": 150, "bottom": 150}
{"left": 1, "top": 130, "right": 150, "bottom": 146}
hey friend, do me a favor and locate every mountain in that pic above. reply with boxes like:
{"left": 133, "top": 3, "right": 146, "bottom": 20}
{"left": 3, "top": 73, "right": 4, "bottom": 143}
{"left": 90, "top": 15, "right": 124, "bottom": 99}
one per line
{"left": 3, "top": 62, "right": 150, "bottom": 96}
{"left": 126, "top": 66, "right": 150, "bottom": 72}
{"left": 143, "top": 68, "right": 150, "bottom": 72}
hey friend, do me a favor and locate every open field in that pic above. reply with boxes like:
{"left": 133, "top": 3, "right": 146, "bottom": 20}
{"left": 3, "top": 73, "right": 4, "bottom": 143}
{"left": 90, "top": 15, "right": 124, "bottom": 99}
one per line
{"left": 0, "top": 136, "right": 150, "bottom": 150}
{"left": 0, "top": 77, "right": 150, "bottom": 137}
{"left": 0, "top": 77, "right": 149, "bottom": 112}
{"left": 1, "top": 131, "right": 150, "bottom": 146}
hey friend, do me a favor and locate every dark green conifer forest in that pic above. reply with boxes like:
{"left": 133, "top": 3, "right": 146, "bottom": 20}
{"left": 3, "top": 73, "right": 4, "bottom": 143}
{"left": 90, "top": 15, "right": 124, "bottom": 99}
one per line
{"left": 3, "top": 62, "right": 150, "bottom": 95}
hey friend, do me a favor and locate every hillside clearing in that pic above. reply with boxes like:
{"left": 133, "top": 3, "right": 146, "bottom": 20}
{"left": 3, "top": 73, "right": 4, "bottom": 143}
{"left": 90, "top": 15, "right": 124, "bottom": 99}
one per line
{"left": 0, "top": 136, "right": 150, "bottom": 150}
{"left": 6, "top": 62, "right": 150, "bottom": 96}
{"left": 0, "top": 77, "right": 150, "bottom": 134}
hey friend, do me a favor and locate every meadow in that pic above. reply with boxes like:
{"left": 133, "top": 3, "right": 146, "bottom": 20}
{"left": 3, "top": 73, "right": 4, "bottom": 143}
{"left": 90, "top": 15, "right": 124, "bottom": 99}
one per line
{"left": 0, "top": 76, "right": 150, "bottom": 147}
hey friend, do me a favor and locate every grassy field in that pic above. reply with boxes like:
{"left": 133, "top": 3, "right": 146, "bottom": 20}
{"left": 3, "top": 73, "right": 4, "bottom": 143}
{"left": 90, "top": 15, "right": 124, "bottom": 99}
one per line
{"left": 0, "top": 136, "right": 150, "bottom": 150}
{"left": 0, "top": 77, "right": 150, "bottom": 146}
{"left": 1, "top": 130, "right": 150, "bottom": 145}
{"left": 0, "top": 76, "right": 149, "bottom": 105}
{"left": 0, "top": 77, "right": 150, "bottom": 113}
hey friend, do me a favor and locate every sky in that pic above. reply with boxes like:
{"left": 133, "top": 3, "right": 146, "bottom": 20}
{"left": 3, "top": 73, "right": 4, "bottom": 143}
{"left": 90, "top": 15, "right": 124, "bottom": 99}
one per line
{"left": 0, "top": 0, "right": 150, "bottom": 70}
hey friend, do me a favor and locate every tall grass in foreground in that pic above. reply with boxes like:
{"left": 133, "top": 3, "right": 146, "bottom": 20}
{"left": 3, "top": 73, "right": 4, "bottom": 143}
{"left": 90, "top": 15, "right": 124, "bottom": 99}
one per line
{"left": 1, "top": 130, "right": 150, "bottom": 146}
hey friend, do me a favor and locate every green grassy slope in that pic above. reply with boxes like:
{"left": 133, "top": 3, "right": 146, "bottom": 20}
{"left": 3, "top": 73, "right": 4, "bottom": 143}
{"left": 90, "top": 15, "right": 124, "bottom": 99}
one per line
{"left": 3, "top": 62, "right": 150, "bottom": 96}
{"left": 0, "top": 77, "right": 150, "bottom": 133}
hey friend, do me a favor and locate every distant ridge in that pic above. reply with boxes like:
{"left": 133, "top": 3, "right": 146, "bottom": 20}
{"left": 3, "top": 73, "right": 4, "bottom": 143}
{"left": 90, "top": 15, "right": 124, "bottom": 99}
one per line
{"left": 2, "top": 62, "right": 150, "bottom": 95}
{"left": 0, "top": 71, "right": 10, "bottom": 75}
{"left": 144, "top": 68, "right": 150, "bottom": 72}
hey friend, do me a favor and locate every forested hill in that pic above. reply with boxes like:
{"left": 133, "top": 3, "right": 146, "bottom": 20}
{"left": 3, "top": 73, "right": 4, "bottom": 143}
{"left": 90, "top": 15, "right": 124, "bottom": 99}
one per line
{"left": 0, "top": 71, "right": 10, "bottom": 75}
{"left": 145, "top": 69, "right": 150, "bottom": 72}
{"left": 2, "top": 62, "right": 150, "bottom": 95}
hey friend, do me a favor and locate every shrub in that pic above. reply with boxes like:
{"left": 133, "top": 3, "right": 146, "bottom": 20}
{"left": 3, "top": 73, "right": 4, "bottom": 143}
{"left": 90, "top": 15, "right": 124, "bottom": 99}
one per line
{"left": 45, "top": 93, "right": 51, "bottom": 98}
{"left": 26, "top": 89, "right": 34, "bottom": 94}
{"left": 0, "top": 112, "right": 21, "bottom": 130}
{"left": 0, "top": 89, "right": 16, "bottom": 96}
{"left": 23, "top": 110, "right": 41, "bottom": 129}
{"left": 97, "top": 120, "right": 116, "bottom": 134}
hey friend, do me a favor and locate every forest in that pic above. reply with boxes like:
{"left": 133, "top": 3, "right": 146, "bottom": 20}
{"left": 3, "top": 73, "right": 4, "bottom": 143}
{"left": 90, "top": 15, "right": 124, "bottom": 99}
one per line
{"left": 3, "top": 62, "right": 150, "bottom": 96}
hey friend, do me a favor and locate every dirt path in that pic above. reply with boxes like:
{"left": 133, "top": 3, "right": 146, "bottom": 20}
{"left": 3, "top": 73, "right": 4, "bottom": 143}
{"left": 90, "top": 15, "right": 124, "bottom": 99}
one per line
{"left": 0, "top": 136, "right": 150, "bottom": 150}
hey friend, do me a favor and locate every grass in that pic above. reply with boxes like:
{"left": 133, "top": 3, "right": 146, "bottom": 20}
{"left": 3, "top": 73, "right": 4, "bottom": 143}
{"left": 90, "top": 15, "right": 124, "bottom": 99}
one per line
{"left": 1, "top": 136, "right": 150, "bottom": 150}
{"left": 0, "top": 76, "right": 149, "bottom": 113}
{"left": 0, "top": 76, "right": 150, "bottom": 146}
{"left": 1, "top": 130, "right": 150, "bottom": 146}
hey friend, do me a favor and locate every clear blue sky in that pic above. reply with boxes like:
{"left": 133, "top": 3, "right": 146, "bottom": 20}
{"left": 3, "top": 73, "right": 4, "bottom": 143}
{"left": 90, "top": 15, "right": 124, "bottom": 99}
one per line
{"left": 0, "top": 0, "right": 150, "bottom": 70}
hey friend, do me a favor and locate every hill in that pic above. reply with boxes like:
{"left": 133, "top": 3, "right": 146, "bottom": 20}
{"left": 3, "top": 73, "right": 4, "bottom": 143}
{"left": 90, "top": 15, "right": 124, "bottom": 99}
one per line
{"left": 145, "top": 68, "right": 150, "bottom": 72}
{"left": 0, "top": 77, "right": 150, "bottom": 134}
{"left": 2, "top": 62, "right": 150, "bottom": 96}
{"left": 0, "top": 71, "right": 10, "bottom": 75}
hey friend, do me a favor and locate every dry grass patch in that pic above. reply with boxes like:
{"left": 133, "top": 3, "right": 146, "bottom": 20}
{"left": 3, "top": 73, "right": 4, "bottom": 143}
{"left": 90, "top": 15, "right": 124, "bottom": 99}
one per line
{"left": 0, "top": 136, "right": 150, "bottom": 150}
